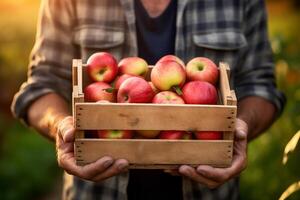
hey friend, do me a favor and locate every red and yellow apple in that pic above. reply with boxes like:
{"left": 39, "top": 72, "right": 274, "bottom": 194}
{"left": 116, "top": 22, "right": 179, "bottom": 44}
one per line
{"left": 117, "top": 77, "right": 154, "bottom": 103}
{"left": 158, "top": 131, "right": 189, "bottom": 139}
{"left": 84, "top": 82, "right": 115, "bottom": 102}
{"left": 118, "top": 57, "right": 149, "bottom": 77}
{"left": 97, "top": 130, "right": 133, "bottom": 139}
{"left": 114, "top": 74, "right": 136, "bottom": 90}
{"left": 182, "top": 81, "right": 217, "bottom": 104}
{"left": 152, "top": 91, "right": 185, "bottom": 104}
{"left": 186, "top": 57, "right": 219, "bottom": 85}
{"left": 195, "top": 131, "right": 222, "bottom": 140}
{"left": 87, "top": 52, "right": 118, "bottom": 83}
{"left": 136, "top": 130, "right": 160, "bottom": 139}
{"left": 148, "top": 82, "right": 160, "bottom": 95}
{"left": 151, "top": 60, "right": 186, "bottom": 94}
{"left": 157, "top": 55, "right": 185, "bottom": 68}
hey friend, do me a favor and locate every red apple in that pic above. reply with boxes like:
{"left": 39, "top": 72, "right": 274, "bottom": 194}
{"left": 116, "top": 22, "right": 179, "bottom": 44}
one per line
{"left": 182, "top": 81, "right": 217, "bottom": 104}
{"left": 136, "top": 130, "right": 160, "bottom": 139}
{"left": 158, "top": 131, "right": 186, "bottom": 139}
{"left": 148, "top": 82, "right": 160, "bottom": 95}
{"left": 117, "top": 77, "right": 154, "bottom": 103}
{"left": 152, "top": 91, "right": 185, "bottom": 104}
{"left": 114, "top": 74, "right": 136, "bottom": 90}
{"left": 186, "top": 57, "right": 219, "bottom": 85}
{"left": 118, "top": 57, "right": 149, "bottom": 77}
{"left": 195, "top": 131, "right": 222, "bottom": 140}
{"left": 151, "top": 60, "right": 186, "bottom": 94}
{"left": 157, "top": 55, "right": 185, "bottom": 68}
{"left": 87, "top": 52, "right": 118, "bottom": 83}
{"left": 97, "top": 130, "right": 133, "bottom": 139}
{"left": 84, "top": 82, "right": 115, "bottom": 102}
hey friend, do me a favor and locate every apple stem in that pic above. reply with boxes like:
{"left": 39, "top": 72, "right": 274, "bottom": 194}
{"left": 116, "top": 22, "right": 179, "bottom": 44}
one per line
{"left": 173, "top": 85, "right": 183, "bottom": 95}
{"left": 103, "top": 87, "right": 115, "bottom": 93}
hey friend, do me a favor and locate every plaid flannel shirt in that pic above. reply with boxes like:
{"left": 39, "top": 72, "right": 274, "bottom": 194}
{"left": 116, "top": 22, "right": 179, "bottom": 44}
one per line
{"left": 11, "top": 0, "right": 285, "bottom": 199}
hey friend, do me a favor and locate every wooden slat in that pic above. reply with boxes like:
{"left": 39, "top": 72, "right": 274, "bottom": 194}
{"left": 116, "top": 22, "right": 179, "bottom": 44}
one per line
{"left": 219, "top": 62, "right": 231, "bottom": 106}
{"left": 75, "top": 139, "right": 233, "bottom": 168}
{"left": 75, "top": 103, "right": 236, "bottom": 131}
{"left": 77, "top": 60, "right": 83, "bottom": 95}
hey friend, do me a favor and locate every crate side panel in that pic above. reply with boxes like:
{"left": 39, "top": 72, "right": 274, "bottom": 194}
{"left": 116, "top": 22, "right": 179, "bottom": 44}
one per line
{"left": 75, "top": 139, "right": 233, "bottom": 168}
{"left": 75, "top": 103, "right": 236, "bottom": 131}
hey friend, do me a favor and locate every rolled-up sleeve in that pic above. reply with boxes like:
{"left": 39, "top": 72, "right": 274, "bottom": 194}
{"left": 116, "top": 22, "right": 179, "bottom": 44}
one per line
{"left": 234, "top": 0, "right": 286, "bottom": 117}
{"left": 11, "top": 0, "right": 77, "bottom": 124}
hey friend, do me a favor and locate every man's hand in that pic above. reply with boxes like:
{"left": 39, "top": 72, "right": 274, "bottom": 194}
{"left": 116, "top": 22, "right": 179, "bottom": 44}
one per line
{"left": 178, "top": 118, "right": 248, "bottom": 189}
{"left": 55, "top": 116, "right": 129, "bottom": 182}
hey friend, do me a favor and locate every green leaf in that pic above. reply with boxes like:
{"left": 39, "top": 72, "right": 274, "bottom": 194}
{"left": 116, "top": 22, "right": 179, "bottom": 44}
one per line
{"left": 103, "top": 87, "right": 115, "bottom": 93}
{"left": 279, "top": 181, "right": 300, "bottom": 200}
{"left": 283, "top": 130, "right": 300, "bottom": 165}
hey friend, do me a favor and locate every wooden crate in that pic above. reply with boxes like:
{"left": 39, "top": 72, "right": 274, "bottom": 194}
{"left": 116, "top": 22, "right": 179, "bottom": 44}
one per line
{"left": 72, "top": 59, "right": 237, "bottom": 169}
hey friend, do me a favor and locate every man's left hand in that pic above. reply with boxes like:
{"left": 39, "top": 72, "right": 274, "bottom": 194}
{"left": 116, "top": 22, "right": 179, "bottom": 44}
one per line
{"left": 178, "top": 118, "right": 248, "bottom": 189}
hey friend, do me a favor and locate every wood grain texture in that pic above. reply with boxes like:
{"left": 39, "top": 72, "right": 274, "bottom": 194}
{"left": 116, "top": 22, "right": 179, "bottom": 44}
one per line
{"left": 75, "top": 139, "right": 233, "bottom": 168}
{"left": 219, "top": 62, "right": 232, "bottom": 106}
{"left": 75, "top": 103, "right": 236, "bottom": 131}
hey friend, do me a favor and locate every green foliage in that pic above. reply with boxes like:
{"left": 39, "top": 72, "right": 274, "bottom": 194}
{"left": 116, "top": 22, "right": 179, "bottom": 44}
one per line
{"left": 0, "top": 117, "right": 61, "bottom": 200}
{"left": 240, "top": 10, "right": 300, "bottom": 199}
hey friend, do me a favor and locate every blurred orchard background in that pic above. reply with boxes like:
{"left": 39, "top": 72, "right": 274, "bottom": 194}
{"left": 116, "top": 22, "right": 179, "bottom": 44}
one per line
{"left": 0, "top": 0, "right": 299, "bottom": 199}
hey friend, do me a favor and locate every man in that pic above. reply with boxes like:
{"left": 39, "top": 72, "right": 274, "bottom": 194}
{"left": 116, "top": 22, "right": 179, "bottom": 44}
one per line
{"left": 12, "top": 0, "right": 285, "bottom": 199}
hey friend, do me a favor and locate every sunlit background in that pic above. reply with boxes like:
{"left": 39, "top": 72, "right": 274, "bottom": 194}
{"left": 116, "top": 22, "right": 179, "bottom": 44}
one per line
{"left": 0, "top": 0, "right": 299, "bottom": 199}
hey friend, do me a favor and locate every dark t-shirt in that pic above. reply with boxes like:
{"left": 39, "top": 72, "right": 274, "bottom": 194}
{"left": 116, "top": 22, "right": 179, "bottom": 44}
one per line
{"left": 127, "top": 1, "right": 183, "bottom": 200}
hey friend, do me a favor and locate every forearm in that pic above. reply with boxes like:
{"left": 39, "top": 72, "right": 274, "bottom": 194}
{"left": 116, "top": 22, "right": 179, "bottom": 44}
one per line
{"left": 237, "top": 96, "right": 276, "bottom": 140}
{"left": 28, "top": 93, "right": 71, "bottom": 141}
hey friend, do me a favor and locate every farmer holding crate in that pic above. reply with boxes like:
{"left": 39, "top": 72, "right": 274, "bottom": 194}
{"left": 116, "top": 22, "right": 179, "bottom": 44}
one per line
{"left": 12, "top": 0, "right": 285, "bottom": 199}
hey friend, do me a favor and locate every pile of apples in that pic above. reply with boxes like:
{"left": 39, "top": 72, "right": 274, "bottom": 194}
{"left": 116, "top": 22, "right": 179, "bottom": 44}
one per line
{"left": 84, "top": 52, "right": 222, "bottom": 140}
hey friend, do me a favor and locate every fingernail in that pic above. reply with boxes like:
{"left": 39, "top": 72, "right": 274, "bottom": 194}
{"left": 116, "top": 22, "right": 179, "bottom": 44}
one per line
{"left": 197, "top": 168, "right": 205, "bottom": 175}
{"left": 181, "top": 167, "right": 191, "bottom": 176}
{"left": 103, "top": 160, "right": 113, "bottom": 168}
{"left": 118, "top": 163, "right": 128, "bottom": 171}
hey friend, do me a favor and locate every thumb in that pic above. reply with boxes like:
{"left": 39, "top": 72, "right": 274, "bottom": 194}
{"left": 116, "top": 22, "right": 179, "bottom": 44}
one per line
{"left": 235, "top": 118, "right": 248, "bottom": 140}
{"left": 58, "top": 116, "right": 75, "bottom": 143}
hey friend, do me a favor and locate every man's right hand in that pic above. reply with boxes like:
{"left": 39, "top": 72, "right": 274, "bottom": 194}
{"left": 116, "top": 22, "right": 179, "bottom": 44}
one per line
{"left": 55, "top": 116, "right": 129, "bottom": 182}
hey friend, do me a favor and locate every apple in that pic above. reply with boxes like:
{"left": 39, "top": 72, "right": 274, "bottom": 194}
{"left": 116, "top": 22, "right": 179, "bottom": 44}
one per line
{"left": 114, "top": 74, "right": 136, "bottom": 90}
{"left": 117, "top": 77, "right": 155, "bottom": 103}
{"left": 186, "top": 57, "right": 219, "bottom": 85}
{"left": 84, "top": 82, "right": 115, "bottom": 102}
{"left": 157, "top": 55, "right": 185, "bottom": 68}
{"left": 151, "top": 60, "right": 186, "bottom": 94}
{"left": 97, "top": 130, "right": 133, "bottom": 139}
{"left": 158, "top": 131, "right": 188, "bottom": 139}
{"left": 136, "top": 130, "right": 160, "bottom": 139}
{"left": 152, "top": 91, "right": 185, "bottom": 104}
{"left": 118, "top": 57, "right": 149, "bottom": 77}
{"left": 148, "top": 82, "right": 160, "bottom": 94}
{"left": 195, "top": 131, "right": 222, "bottom": 140}
{"left": 87, "top": 52, "right": 118, "bottom": 83}
{"left": 182, "top": 81, "right": 217, "bottom": 104}
{"left": 182, "top": 132, "right": 193, "bottom": 140}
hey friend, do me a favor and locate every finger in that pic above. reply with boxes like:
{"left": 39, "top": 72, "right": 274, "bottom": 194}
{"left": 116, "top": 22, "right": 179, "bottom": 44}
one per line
{"left": 57, "top": 117, "right": 75, "bottom": 143}
{"left": 60, "top": 155, "right": 114, "bottom": 180}
{"left": 79, "top": 156, "right": 115, "bottom": 179}
{"left": 179, "top": 165, "right": 219, "bottom": 189}
{"left": 196, "top": 146, "right": 247, "bottom": 183}
{"left": 235, "top": 118, "right": 248, "bottom": 140}
{"left": 92, "top": 159, "right": 129, "bottom": 182}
